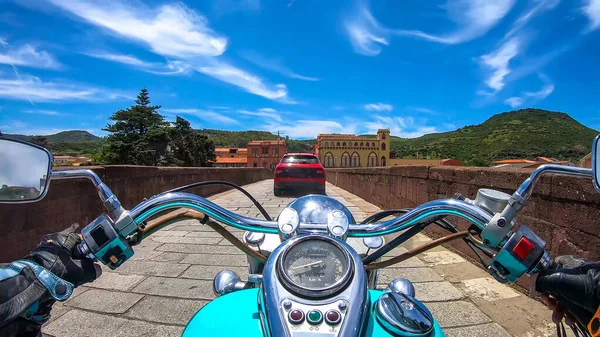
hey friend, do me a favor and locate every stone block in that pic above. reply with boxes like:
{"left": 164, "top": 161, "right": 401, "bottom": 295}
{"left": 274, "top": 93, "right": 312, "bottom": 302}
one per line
{"left": 445, "top": 323, "right": 512, "bottom": 337}
{"left": 378, "top": 267, "right": 444, "bottom": 284}
{"left": 419, "top": 251, "right": 466, "bottom": 265}
{"left": 180, "top": 265, "right": 248, "bottom": 281}
{"left": 460, "top": 277, "right": 520, "bottom": 301}
{"left": 427, "top": 301, "right": 491, "bottom": 328}
{"left": 156, "top": 243, "right": 245, "bottom": 255}
{"left": 432, "top": 262, "right": 489, "bottom": 283}
{"left": 125, "top": 296, "right": 207, "bottom": 325}
{"left": 151, "top": 236, "right": 222, "bottom": 245}
{"left": 116, "top": 261, "right": 190, "bottom": 277}
{"left": 151, "top": 230, "right": 189, "bottom": 237}
{"left": 87, "top": 271, "right": 146, "bottom": 291}
{"left": 65, "top": 289, "right": 143, "bottom": 314}
{"left": 43, "top": 309, "right": 183, "bottom": 337}
{"left": 150, "top": 252, "right": 189, "bottom": 262}
{"left": 132, "top": 276, "right": 214, "bottom": 300}
{"left": 413, "top": 281, "right": 464, "bottom": 302}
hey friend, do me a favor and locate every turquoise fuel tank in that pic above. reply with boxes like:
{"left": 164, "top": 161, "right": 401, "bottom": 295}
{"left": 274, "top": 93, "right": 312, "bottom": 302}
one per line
{"left": 182, "top": 289, "right": 444, "bottom": 337}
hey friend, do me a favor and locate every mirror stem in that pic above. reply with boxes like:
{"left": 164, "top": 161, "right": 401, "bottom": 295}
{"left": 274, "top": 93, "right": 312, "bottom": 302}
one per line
{"left": 51, "top": 170, "right": 125, "bottom": 221}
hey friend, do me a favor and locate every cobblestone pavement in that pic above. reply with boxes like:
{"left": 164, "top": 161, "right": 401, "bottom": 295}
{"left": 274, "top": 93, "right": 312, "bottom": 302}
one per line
{"left": 43, "top": 180, "right": 557, "bottom": 337}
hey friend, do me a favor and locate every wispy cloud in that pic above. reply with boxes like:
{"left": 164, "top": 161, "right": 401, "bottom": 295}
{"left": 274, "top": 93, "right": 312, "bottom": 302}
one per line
{"left": 478, "top": 37, "right": 521, "bottom": 93}
{"left": 241, "top": 51, "right": 320, "bottom": 81}
{"left": 343, "top": 3, "right": 389, "bottom": 56}
{"left": 0, "top": 41, "right": 62, "bottom": 70}
{"left": 344, "top": 0, "right": 515, "bottom": 56}
{"left": 196, "top": 62, "right": 293, "bottom": 102}
{"left": 364, "top": 115, "right": 440, "bottom": 138}
{"left": 0, "top": 73, "right": 130, "bottom": 103}
{"left": 504, "top": 82, "right": 555, "bottom": 108}
{"left": 47, "top": 1, "right": 227, "bottom": 58}
{"left": 582, "top": 0, "right": 600, "bottom": 31}
{"left": 505, "top": 0, "right": 560, "bottom": 39}
{"left": 364, "top": 103, "right": 393, "bottom": 112}
{"left": 238, "top": 108, "right": 283, "bottom": 122}
{"left": 162, "top": 108, "right": 238, "bottom": 124}
{"left": 84, "top": 52, "right": 191, "bottom": 75}
{"left": 23, "top": 109, "right": 67, "bottom": 116}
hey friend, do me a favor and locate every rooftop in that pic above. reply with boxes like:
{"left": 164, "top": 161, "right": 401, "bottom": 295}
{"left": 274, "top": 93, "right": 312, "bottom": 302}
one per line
{"left": 215, "top": 157, "right": 248, "bottom": 164}
{"left": 248, "top": 140, "right": 286, "bottom": 146}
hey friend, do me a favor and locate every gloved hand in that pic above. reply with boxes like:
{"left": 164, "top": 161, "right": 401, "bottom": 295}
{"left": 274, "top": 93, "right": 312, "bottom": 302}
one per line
{"left": 25, "top": 223, "right": 101, "bottom": 287}
{"left": 532, "top": 255, "right": 600, "bottom": 331}
{"left": 0, "top": 224, "right": 102, "bottom": 337}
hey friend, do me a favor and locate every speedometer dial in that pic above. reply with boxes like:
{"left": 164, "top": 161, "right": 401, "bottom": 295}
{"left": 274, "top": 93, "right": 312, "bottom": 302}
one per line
{"left": 279, "top": 238, "right": 352, "bottom": 297}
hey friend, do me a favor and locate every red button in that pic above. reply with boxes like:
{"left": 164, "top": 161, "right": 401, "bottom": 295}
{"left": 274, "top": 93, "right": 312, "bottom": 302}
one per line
{"left": 289, "top": 310, "right": 304, "bottom": 324}
{"left": 512, "top": 237, "right": 535, "bottom": 260}
{"left": 325, "top": 310, "right": 341, "bottom": 325}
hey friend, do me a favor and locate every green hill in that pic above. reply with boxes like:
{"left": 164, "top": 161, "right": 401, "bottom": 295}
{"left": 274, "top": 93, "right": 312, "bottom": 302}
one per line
{"left": 390, "top": 108, "right": 598, "bottom": 166}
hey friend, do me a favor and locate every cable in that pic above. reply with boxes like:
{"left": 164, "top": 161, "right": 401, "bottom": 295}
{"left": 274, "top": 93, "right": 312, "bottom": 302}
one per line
{"left": 164, "top": 180, "right": 272, "bottom": 221}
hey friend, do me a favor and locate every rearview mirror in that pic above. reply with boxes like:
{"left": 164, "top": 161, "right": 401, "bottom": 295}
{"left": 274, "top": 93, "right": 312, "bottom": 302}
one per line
{"left": 0, "top": 138, "right": 52, "bottom": 203}
{"left": 593, "top": 134, "right": 600, "bottom": 192}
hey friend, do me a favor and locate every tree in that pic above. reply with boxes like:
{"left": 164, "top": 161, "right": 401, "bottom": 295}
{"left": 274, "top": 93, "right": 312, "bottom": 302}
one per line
{"left": 31, "top": 136, "right": 48, "bottom": 148}
{"left": 170, "top": 116, "right": 216, "bottom": 167}
{"left": 103, "top": 89, "right": 173, "bottom": 166}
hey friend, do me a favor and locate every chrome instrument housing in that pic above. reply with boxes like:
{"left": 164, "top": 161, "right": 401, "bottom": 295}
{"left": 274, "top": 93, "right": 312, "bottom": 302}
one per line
{"left": 261, "top": 234, "right": 368, "bottom": 337}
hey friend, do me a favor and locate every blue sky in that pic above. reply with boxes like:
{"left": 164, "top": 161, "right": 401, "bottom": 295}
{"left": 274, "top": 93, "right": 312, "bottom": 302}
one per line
{"left": 0, "top": 0, "right": 599, "bottom": 139}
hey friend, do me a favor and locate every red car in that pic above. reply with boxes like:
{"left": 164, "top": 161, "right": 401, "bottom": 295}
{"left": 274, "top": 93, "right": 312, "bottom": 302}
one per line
{"left": 274, "top": 153, "right": 326, "bottom": 196}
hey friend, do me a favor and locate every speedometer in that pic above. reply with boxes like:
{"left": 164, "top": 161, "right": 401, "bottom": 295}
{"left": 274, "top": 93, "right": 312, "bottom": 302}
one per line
{"left": 278, "top": 237, "right": 352, "bottom": 298}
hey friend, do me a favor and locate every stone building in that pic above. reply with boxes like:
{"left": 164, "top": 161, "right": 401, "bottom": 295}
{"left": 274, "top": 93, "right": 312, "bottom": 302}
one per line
{"left": 246, "top": 140, "right": 288, "bottom": 169}
{"left": 315, "top": 129, "right": 390, "bottom": 167}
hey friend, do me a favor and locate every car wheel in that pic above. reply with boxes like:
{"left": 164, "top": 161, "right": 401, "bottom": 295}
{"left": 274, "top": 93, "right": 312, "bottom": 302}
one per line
{"left": 274, "top": 187, "right": 282, "bottom": 196}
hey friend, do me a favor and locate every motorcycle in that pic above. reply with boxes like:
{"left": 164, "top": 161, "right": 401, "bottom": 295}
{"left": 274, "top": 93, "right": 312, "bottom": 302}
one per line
{"left": 1, "top": 135, "right": 599, "bottom": 337}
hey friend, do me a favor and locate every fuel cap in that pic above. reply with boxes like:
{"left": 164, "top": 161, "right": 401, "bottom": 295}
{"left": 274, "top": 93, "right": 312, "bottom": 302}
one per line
{"left": 374, "top": 292, "right": 433, "bottom": 337}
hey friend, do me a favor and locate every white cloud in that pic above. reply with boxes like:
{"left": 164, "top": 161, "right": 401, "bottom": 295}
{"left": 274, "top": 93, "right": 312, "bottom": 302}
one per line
{"left": 238, "top": 108, "right": 283, "bottom": 122}
{"left": 47, "top": 1, "right": 227, "bottom": 58}
{"left": 0, "top": 74, "right": 130, "bottom": 103}
{"left": 344, "top": 0, "right": 515, "bottom": 55}
{"left": 364, "top": 115, "right": 440, "bottom": 138}
{"left": 393, "top": 0, "right": 516, "bottom": 44}
{"left": 264, "top": 120, "right": 359, "bottom": 139}
{"left": 505, "top": 0, "right": 560, "bottom": 39}
{"left": 343, "top": 4, "right": 389, "bottom": 56}
{"left": 0, "top": 43, "right": 62, "bottom": 70}
{"left": 364, "top": 103, "right": 393, "bottom": 112}
{"left": 84, "top": 52, "right": 191, "bottom": 76}
{"left": 504, "top": 96, "right": 524, "bottom": 108}
{"left": 23, "top": 109, "right": 66, "bottom": 116}
{"left": 241, "top": 51, "right": 320, "bottom": 81}
{"left": 162, "top": 108, "right": 238, "bottom": 124}
{"left": 196, "top": 62, "right": 292, "bottom": 102}
{"left": 413, "top": 107, "right": 437, "bottom": 114}
{"left": 479, "top": 37, "right": 521, "bottom": 92}
{"left": 583, "top": 0, "right": 600, "bottom": 31}
{"left": 504, "top": 77, "right": 555, "bottom": 108}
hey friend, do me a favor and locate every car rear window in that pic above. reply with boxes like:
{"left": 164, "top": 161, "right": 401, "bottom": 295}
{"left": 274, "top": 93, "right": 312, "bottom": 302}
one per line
{"left": 281, "top": 155, "right": 320, "bottom": 164}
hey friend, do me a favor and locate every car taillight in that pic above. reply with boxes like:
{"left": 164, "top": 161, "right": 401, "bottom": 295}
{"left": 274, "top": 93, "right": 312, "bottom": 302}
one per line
{"left": 275, "top": 169, "right": 284, "bottom": 176}
{"left": 316, "top": 169, "right": 324, "bottom": 175}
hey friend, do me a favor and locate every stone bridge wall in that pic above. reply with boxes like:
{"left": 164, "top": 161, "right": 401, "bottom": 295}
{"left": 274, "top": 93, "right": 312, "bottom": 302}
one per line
{"left": 326, "top": 166, "right": 600, "bottom": 263}
{"left": 0, "top": 166, "right": 272, "bottom": 261}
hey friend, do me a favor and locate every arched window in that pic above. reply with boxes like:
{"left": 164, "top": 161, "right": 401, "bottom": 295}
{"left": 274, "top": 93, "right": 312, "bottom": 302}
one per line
{"left": 354, "top": 142, "right": 358, "bottom": 147}
{"left": 381, "top": 143, "right": 386, "bottom": 150}
{"left": 351, "top": 152, "right": 360, "bottom": 167}
{"left": 371, "top": 142, "right": 375, "bottom": 148}
{"left": 324, "top": 152, "right": 334, "bottom": 167}
{"left": 270, "top": 163, "right": 276, "bottom": 170}
{"left": 341, "top": 152, "right": 350, "bottom": 167}
{"left": 360, "top": 142, "right": 364, "bottom": 147}
{"left": 342, "top": 142, "right": 346, "bottom": 147}
{"left": 325, "top": 141, "right": 329, "bottom": 147}
{"left": 382, "top": 133, "right": 386, "bottom": 139}
{"left": 381, "top": 157, "right": 386, "bottom": 166}
{"left": 368, "top": 152, "right": 377, "bottom": 167}
{"left": 262, "top": 162, "right": 267, "bottom": 168}
{"left": 337, "top": 142, "right": 341, "bottom": 147}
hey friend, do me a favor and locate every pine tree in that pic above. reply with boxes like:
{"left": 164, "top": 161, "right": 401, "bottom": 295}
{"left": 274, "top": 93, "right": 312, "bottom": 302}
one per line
{"left": 31, "top": 136, "right": 48, "bottom": 148}
{"left": 170, "top": 116, "right": 216, "bottom": 167}
{"left": 103, "top": 89, "right": 173, "bottom": 165}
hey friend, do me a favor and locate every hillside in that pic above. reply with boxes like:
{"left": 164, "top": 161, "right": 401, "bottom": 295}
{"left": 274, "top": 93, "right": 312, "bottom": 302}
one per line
{"left": 391, "top": 109, "right": 598, "bottom": 166}
{"left": 4, "top": 130, "right": 103, "bottom": 157}
{"left": 5, "top": 130, "right": 101, "bottom": 143}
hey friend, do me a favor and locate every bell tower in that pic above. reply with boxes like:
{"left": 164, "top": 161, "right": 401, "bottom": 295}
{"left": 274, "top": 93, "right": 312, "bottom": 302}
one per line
{"left": 377, "top": 129, "right": 390, "bottom": 166}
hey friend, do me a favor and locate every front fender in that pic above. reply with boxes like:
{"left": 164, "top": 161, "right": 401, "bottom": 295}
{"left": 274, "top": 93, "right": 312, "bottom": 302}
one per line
{"left": 183, "top": 289, "right": 444, "bottom": 337}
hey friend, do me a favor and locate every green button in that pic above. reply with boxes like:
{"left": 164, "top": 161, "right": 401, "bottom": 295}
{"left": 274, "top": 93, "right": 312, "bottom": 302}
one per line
{"left": 307, "top": 310, "right": 323, "bottom": 324}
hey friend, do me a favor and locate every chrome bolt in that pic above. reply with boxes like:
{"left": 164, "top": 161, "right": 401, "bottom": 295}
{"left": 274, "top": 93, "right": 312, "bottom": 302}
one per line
{"left": 338, "top": 301, "right": 347, "bottom": 311}
{"left": 283, "top": 299, "right": 292, "bottom": 309}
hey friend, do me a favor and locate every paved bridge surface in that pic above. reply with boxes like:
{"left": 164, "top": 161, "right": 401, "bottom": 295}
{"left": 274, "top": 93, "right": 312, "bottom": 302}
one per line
{"left": 43, "top": 180, "right": 558, "bottom": 337}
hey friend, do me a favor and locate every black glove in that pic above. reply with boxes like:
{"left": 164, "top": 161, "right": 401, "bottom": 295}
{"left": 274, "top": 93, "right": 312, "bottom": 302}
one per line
{"left": 536, "top": 255, "right": 600, "bottom": 329}
{"left": 0, "top": 224, "right": 100, "bottom": 337}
